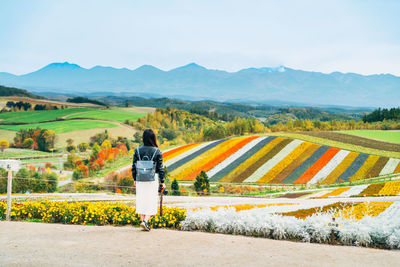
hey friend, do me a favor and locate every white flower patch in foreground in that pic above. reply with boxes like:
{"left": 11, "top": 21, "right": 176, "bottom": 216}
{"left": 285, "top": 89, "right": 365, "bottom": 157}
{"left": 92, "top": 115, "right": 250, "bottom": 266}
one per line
{"left": 181, "top": 204, "right": 400, "bottom": 249}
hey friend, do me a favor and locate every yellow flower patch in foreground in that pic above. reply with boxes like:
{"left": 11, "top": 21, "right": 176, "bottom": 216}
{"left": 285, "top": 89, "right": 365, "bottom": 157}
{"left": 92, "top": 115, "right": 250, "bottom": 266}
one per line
{"left": 0, "top": 200, "right": 186, "bottom": 229}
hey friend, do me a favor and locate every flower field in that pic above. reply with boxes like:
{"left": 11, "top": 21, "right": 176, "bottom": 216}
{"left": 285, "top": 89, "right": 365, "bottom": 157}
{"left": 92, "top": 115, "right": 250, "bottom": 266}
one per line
{"left": 164, "top": 136, "right": 400, "bottom": 184}
{"left": 181, "top": 201, "right": 400, "bottom": 249}
{"left": 317, "top": 180, "right": 400, "bottom": 198}
{"left": 0, "top": 200, "right": 186, "bottom": 228}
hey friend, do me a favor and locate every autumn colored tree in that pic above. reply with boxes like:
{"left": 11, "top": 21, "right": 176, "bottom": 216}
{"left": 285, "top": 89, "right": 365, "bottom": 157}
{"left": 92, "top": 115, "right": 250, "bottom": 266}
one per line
{"left": 0, "top": 140, "right": 9, "bottom": 152}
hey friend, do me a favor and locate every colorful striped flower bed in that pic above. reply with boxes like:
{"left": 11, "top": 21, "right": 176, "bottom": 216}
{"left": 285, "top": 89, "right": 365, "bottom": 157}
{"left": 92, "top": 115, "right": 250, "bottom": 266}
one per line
{"left": 164, "top": 136, "right": 400, "bottom": 184}
{"left": 355, "top": 183, "right": 386, "bottom": 197}
{"left": 318, "top": 187, "right": 351, "bottom": 198}
{"left": 280, "top": 202, "right": 354, "bottom": 219}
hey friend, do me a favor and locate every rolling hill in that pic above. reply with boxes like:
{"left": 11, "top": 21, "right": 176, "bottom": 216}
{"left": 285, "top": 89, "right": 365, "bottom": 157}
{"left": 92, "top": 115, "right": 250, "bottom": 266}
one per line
{"left": 163, "top": 136, "right": 400, "bottom": 184}
{"left": 1, "top": 62, "right": 400, "bottom": 107}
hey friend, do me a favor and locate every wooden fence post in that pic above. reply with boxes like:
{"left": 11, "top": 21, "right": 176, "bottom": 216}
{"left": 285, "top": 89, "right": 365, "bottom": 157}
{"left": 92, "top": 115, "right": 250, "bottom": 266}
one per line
{"left": 6, "top": 169, "right": 12, "bottom": 221}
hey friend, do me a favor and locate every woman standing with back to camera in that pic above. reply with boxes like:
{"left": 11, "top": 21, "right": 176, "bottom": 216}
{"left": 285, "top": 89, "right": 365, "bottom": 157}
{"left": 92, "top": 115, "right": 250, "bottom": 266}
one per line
{"left": 132, "top": 129, "right": 165, "bottom": 231}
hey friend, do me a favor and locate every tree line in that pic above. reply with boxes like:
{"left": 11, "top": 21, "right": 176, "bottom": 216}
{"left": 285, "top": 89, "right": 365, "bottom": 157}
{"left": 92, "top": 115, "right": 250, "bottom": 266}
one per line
{"left": 362, "top": 107, "right": 400, "bottom": 123}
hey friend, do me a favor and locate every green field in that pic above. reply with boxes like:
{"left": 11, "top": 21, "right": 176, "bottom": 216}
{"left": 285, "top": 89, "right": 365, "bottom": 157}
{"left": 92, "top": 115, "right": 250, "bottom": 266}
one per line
{"left": 0, "top": 108, "right": 94, "bottom": 123}
{"left": 65, "top": 108, "right": 145, "bottom": 122}
{"left": 0, "top": 120, "right": 117, "bottom": 133}
{"left": 0, "top": 149, "right": 55, "bottom": 159}
{"left": 339, "top": 130, "right": 400, "bottom": 144}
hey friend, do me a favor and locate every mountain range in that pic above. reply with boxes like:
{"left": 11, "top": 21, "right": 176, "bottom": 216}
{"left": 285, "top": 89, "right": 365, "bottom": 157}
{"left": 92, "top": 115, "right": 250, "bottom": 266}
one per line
{"left": 0, "top": 62, "right": 399, "bottom": 107}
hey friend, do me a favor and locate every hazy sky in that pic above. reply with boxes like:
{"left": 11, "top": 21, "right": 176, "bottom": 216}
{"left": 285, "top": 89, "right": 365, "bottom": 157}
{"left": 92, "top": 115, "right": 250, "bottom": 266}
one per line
{"left": 1, "top": 0, "right": 399, "bottom": 75}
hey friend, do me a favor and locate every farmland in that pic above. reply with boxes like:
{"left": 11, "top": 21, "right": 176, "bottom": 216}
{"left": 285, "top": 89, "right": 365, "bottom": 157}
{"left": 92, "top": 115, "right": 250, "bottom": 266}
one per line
{"left": 340, "top": 130, "right": 400, "bottom": 144}
{"left": 0, "top": 106, "right": 148, "bottom": 146}
{"left": 65, "top": 108, "right": 146, "bottom": 122}
{"left": 164, "top": 136, "right": 400, "bottom": 184}
{"left": 0, "top": 108, "right": 93, "bottom": 123}
{"left": 0, "top": 120, "right": 118, "bottom": 133}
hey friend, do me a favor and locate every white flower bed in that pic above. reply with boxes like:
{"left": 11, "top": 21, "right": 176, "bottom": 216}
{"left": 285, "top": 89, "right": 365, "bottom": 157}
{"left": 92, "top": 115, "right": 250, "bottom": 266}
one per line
{"left": 181, "top": 202, "right": 400, "bottom": 249}
{"left": 337, "top": 184, "right": 369, "bottom": 198}
{"left": 380, "top": 158, "right": 400, "bottom": 176}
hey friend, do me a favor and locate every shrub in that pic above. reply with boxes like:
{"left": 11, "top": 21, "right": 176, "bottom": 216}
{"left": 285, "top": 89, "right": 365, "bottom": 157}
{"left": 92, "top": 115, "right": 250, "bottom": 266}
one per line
{"left": 66, "top": 145, "right": 77, "bottom": 153}
{"left": 171, "top": 178, "right": 180, "bottom": 196}
{"left": 194, "top": 171, "right": 210, "bottom": 195}
{"left": 160, "top": 128, "right": 178, "bottom": 141}
{"left": 78, "top": 142, "right": 89, "bottom": 152}
{"left": 117, "top": 176, "right": 134, "bottom": 193}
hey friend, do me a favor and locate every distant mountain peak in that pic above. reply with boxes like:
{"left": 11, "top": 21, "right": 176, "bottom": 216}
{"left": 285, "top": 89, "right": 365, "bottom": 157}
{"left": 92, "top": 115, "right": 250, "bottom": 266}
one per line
{"left": 42, "top": 62, "right": 83, "bottom": 70}
{"left": 171, "top": 62, "right": 206, "bottom": 71}
{"left": 135, "top": 65, "right": 162, "bottom": 72}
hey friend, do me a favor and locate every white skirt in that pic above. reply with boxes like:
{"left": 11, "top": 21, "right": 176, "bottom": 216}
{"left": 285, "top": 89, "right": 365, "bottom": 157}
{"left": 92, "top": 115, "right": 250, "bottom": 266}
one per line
{"left": 136, "top": 174, "right": 159, "bottom": 216}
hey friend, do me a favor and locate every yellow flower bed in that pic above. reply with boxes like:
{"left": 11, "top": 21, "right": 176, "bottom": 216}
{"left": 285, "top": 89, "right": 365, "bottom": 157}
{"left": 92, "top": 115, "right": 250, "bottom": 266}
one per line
{"left": 220, "top": 137, "right": 284, "bottom": 182}
{"left": 0, "top": 200, "right": 186, "bottom": 229}
{"left": 350, "top": 155, "right": 380, "bottom": 182}
{"left": 259, "top": 142, "right": 313, "bottom": 183}
{"left": 195, "top": 203, "right": 296, "bottom": 212}
{"left": 322, "top": 152, "right": 359, "bottom": 184}
{"left": 171, "top": 137, "right": 248, "bottom": 180}
{"left": 319, "top": 187, "right": 351, "bottom": 198}
{"left": 336, "top": 201, "right": 393, "bottom": 220}
{"left": 378, "top": 181, "right": 400, "bottom": 196}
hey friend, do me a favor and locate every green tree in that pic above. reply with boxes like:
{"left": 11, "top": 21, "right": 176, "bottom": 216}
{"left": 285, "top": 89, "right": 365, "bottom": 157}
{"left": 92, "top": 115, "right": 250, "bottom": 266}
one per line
{"left": 78, "top": 142, "right": 89, "bottom": 152}
{"left": 194, "top": 171, "right": 210, "bottom": 195}
{"left": 46, "top": 173, "right": 58, "bottom": 192}
{"left": 13, "top": 168, "right": 30, "bottom": 193}
{"left": 160, "top": 128, "right": 177, "bottom": 141}
{"left": 171, "top": 178, "right": 180, "bottom": 196}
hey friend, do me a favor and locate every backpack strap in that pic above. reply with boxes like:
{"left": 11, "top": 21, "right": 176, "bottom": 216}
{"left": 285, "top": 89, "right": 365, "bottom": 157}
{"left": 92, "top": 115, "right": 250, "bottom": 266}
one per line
{"left": 150, "top": 147, "right": 159, "bottom": 161}
{"left": 137, "top": 147, "right": 141, "bottom": 161}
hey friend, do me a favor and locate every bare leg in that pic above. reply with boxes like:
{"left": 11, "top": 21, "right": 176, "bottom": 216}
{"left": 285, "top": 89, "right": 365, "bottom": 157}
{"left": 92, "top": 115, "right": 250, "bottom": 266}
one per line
{"left": 144, "top": 215, "right": 151, "bottom": 222}
{"left": 140, "top": 214, "right": 145, "bottom": 222}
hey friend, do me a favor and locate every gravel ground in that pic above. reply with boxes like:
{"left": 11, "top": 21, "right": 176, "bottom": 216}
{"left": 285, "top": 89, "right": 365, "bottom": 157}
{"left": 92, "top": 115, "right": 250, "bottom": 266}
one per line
{"left": 1, "top": 221, "right": 400, "bottom": 267}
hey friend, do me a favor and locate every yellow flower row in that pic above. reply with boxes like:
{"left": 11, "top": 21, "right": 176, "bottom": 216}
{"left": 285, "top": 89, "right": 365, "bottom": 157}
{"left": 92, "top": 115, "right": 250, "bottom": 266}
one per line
{"left": 318, "top": 187, "right": 351, "bottom": 198}
{"left": 350, "top": 155, "right": 380, "bottom": 182}
{"left": 378, "top": 181, "right": 400, "bottom": 196}
{"left": 195, "top": 203, "right": 296, "bottom": 212}
{"left": 0, "top": 200, "right": 186, "bottom": 229}
{"left": 336, "top": 201, "right": 393, "bottom": 220}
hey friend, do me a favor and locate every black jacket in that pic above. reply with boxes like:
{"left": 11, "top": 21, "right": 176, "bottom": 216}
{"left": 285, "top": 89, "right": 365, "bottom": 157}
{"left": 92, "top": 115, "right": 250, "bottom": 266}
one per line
{"left": 131, "top": 146, "right": 165, "bottom": 183}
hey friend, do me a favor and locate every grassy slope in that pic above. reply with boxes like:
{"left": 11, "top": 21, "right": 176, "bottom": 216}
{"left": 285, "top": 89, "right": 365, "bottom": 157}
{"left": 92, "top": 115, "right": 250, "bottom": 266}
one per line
{"left": 0, "top": 149, "right": 54, "bottom": 159}
{"left": 0, "top": 108, "right": 94, "bottom": 123}
{"left": 65, "top": 108, "right": 145, "bottom": 122}
{"left": 0, "top": 120, "right": 118, "bottom": 134}
{"left": 267, "top": 132, "right": 400, "bottom": 158}
{"left": 339, "top": 130, "right": 400, "bottom": 144}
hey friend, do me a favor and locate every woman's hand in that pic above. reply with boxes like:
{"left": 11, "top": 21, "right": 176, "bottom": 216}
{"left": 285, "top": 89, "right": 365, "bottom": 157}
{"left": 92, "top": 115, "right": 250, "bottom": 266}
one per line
{"left": 134, "top": 181, "right": 136, "bottom": 187}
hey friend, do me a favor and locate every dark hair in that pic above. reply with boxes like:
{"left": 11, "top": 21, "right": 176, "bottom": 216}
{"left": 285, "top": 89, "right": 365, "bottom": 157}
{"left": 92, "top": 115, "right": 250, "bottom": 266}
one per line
{"left": 142, "top": 129, "right": 158, "bottom": 147}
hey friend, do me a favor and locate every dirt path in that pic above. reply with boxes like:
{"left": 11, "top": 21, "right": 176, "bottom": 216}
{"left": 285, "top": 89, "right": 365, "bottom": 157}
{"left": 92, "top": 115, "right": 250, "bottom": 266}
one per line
{"left": 0, "top": 221, "right": 399, "bottom": 267}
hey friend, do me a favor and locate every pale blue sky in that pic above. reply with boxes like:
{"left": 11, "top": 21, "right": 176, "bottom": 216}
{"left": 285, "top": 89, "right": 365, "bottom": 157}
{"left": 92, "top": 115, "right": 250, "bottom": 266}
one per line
{"left": 1, "top": 0, "right": 399, "bottom": 75}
